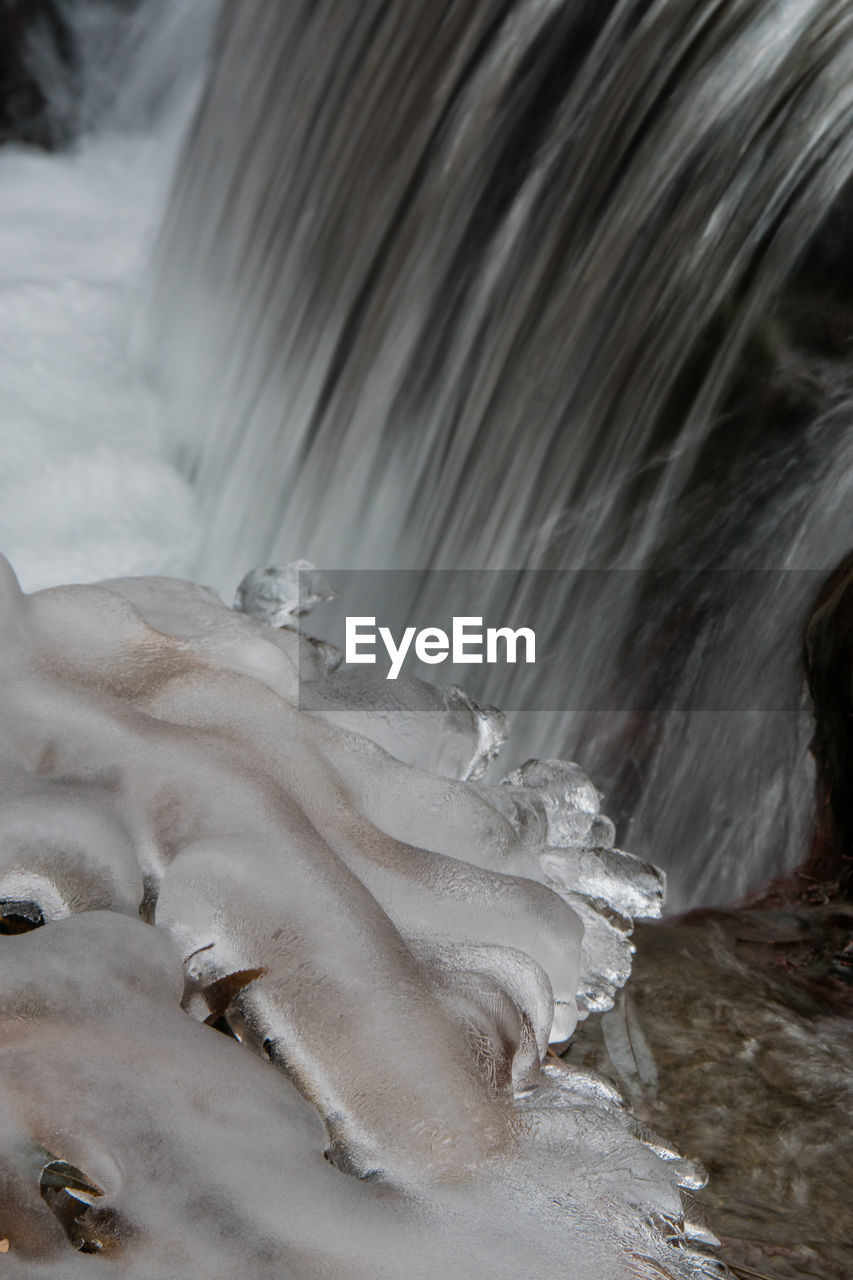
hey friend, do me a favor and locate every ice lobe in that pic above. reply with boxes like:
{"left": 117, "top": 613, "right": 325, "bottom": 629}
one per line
{"left": 305, "top": 668, "right": 509, "bottom": 781}
{"left": 234, "top": 560, "right": 335, "bottom": 624}
{"left": 0, "top": 555, "right": 724, "bottom": 1277}
{"left": 460, "top": 756, "right": 666, "bottom": 1017}
{"left": 2, "top": 919, "right": 720, "bottom": 1279}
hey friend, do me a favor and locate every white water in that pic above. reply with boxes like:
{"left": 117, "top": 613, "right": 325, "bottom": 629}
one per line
{"left": 0, "top": 0, "right": 211, "bottom": 593}
{"left": 0, "top": 134, "right": 196, "bottom": 591}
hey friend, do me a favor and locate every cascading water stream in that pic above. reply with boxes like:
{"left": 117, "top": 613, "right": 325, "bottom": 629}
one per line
{"left": 1, "top": 7, "right": 851, "bottom": 1276}
{"left": 144, "top": 0, "right": 853, "bottom": 907}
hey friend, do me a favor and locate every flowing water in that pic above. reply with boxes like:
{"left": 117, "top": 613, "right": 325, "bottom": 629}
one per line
{"left": 7, "top": 0, "right": 853, "bottom": 908}
{"left": 146, "top": 0, "right": 853, "bottom": 908}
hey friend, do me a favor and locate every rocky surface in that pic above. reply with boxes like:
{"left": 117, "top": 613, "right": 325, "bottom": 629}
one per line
{"left": 0, "top": 1, "right": 74, "bottom": 148}
{"left": 568, "top": 905, "right": 853, "bottom": 1280}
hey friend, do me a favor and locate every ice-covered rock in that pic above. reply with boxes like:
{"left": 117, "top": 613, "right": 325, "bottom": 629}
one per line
{"left": 0, "top": 556, "right": 727, "bottom": 1277}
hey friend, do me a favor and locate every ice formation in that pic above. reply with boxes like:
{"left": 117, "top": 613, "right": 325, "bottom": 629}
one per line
{"left": 0, "top": 556, "right": 725, "bottom": 1277}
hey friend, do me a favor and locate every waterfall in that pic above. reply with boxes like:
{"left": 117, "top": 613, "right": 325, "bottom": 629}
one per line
{"left": 145, "top": 0, "right": 853, "bottom": 908}
{"left": 1, "top": 7, "right": 849, "bottom": 1274}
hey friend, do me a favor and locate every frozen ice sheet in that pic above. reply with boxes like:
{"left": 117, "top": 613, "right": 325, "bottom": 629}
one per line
{"left": 0, "top": 557, "right": 726, "bottom": 1277}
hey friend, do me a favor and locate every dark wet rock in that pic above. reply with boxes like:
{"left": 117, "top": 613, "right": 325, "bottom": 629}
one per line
{"left": 0, "top": 1, "right": 77, "bottom": 148}
{"left": 1, "top": 2, "right": 53, "bottom": 147}
{"left": 567, "top": 906, "right": 853, "bottom": 1280}
{"left": 803, "top": 551, "right": 853, "bottom": 899}
{"left": 0, "top": 0, "right": 154, "bottom": 150}
{"left": 744, "top": 551, "right": 853, "bottom": 913}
